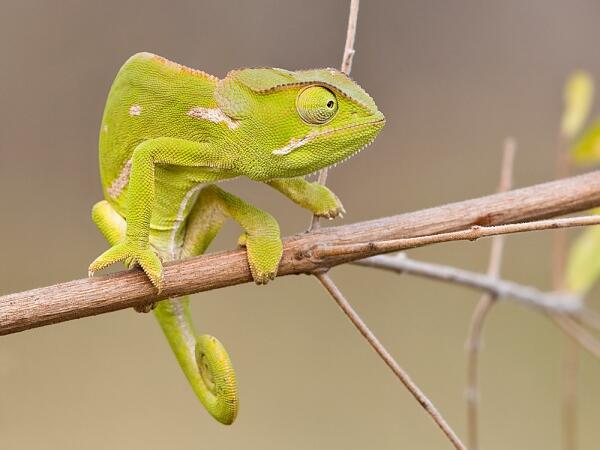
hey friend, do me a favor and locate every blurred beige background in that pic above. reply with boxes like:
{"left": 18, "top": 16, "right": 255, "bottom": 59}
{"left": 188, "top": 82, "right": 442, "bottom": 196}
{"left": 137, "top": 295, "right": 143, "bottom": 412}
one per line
{"left": 2, "top": 1, "right": 600, "bottom": 449}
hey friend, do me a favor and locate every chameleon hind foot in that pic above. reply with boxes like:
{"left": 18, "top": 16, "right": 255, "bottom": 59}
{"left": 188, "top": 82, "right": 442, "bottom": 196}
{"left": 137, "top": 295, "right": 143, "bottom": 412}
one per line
{"left": 89, "top": 241, "right": 164, "bottom": 291}
{"left": 237, "top": 232, "right": 281, "bottom": 284}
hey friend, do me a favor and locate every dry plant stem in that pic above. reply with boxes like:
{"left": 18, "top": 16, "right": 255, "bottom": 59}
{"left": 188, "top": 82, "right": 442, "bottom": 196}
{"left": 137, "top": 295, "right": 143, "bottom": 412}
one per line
{"left": 316, "top": 215, "right": 600, "bottom": 260}
{"left": 464, "top": 140, "right": 515, "bottom": 450}
{"left": 2, "top": 170, "right": 600, "bottom": 335}
{"left": 309, "top": 0, "right": 359, "bottom": 231}
{"left": 562, "top": 336, "right": 579, "bottom": 450}
{"left": 554, "top": 131, "right": 577, "bottom": 450}
{"left": 315, "top": 272, "right": 467, "bottom": 450}
{"left": 578, "top": 308, "right": 600, "bottom": 331}
{"left": 354, "top": 255, "right": 579, "bottom": 312}
{"left": 554, "top": 133, "right": 571, "bottom": 290}
{"left": 553, "top": 315, "right": 600, "bottom": 360}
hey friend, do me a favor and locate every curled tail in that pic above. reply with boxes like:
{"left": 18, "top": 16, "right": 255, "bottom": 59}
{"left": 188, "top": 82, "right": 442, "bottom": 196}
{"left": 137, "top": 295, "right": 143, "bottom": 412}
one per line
{"left": 154, "top": 296, "right": 238, "bottom": 425}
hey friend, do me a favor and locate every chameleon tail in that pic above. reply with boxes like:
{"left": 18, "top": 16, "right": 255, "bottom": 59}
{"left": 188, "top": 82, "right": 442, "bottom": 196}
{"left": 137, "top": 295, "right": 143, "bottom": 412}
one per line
{"left": 90, "top": 199, "right": 238, "bottom": 423}
{"left": 154, "top": 296, "right": 238, "bottom": 425}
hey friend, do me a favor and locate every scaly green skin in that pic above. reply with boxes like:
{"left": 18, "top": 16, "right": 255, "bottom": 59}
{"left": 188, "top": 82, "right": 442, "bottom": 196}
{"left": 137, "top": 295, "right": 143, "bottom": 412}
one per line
{"left": 88, "top": 53, "right": 384, "bottom": 424}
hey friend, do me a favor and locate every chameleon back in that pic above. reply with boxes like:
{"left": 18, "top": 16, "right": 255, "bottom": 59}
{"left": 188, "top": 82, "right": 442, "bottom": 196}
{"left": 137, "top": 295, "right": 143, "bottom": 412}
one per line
{"left": 98, "top": 53, "right": 220, "bottom": 212}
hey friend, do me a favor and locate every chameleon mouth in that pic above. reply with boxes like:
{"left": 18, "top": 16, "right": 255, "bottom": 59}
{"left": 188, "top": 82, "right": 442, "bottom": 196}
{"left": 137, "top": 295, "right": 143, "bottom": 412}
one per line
{"left": 271, "top": 118, "right": 385, "bottom": 156}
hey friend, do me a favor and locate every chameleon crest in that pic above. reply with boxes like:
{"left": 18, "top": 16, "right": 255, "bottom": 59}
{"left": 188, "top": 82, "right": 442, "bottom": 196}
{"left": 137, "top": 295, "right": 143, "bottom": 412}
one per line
{"left": 89, "top": 53, "right": 384, "bottom": 425}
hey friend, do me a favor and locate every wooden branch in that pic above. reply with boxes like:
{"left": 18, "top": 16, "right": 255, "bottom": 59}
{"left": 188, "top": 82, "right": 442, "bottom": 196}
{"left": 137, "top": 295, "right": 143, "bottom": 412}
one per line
{"left": 2, "top": 170, "right": 600, "bottom": 336}
{"left": 314, "top": 215, "right": 600, "bottom": 259}
{"left": 355, "top": 254, "right": 580, "bottom": 311}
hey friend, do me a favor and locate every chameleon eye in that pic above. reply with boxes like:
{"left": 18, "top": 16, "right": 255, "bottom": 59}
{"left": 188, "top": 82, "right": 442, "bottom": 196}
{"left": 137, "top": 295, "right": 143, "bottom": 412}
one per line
{"left": 296, "top": 86, "right": 338, "bottom": 124}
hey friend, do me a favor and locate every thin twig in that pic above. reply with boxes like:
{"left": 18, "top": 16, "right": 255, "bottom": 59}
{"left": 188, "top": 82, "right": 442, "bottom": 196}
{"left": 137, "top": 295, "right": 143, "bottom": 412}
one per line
{"left": 578, "top": 308, "right": 600, "bottom": 331}
{"left": 354, "top": 254, "right": 580, "bottom": 312}
{"left": 315, "top": 272, "right": 467, "bottom": 450}
{"left": 554, "top": 133, "right": 571, "bottom": 291}
{"left": 340, "top": 0, "right": 360, "bottom": 75}
{"left": 315, "top": 215, "right": 600, "bottom": 260}
{"left": 553, "top": 315, "right": 600, "bottom": 360}
{"left": 2, "top": 170, "right": 600, "bottom": 335}
{"left": 310, "top": 0, "right": 359, "bottom": 231}
{"left": 562, "top": 337, "right": 580, "bottom": 450}
{"left": 556, "top": 106, "right": 576, "bottom": 450}
{"left": 465, "top": 139, "right": 516, "bottom": 450}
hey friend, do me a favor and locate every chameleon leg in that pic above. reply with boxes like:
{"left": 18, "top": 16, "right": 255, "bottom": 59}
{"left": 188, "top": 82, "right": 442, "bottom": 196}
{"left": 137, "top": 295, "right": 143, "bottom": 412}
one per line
{"left": 182, "top": 184, "right": 282, "bottom": 283}
{"left": 89, "top": 137, "right": 232, "bottom": 290}
{"left": 91, "top": 200, "right": 126, "bottom": 246}
{"left": 154, "top": 184, "right": 283, "bottom": 425}
{"left": 265, "top": 177, "right": 345, "bottom": 219}
{"left": 92, "top": 200, "right": 156, "bottom": 312}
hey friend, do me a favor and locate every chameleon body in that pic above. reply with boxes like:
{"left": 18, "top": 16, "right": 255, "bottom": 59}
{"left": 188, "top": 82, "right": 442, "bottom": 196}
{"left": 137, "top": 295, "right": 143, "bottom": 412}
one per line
{"left": 89, "top": 52, "right": 384, "bottom": 424}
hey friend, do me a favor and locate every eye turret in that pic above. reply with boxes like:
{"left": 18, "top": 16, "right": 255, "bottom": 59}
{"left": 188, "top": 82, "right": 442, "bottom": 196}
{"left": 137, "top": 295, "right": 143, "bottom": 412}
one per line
{"left": 296, "top": 85, "right": 338, "bottom": 124}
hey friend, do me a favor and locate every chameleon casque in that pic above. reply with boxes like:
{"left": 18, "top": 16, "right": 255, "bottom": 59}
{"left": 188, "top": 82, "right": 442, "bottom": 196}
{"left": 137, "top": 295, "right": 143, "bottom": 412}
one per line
{"left": 88, "top": 52, "right": 385, "bottom": 425}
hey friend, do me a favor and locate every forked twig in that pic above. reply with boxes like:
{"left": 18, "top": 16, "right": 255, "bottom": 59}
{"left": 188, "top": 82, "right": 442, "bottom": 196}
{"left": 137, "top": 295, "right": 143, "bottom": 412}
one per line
{"left": 315, "top": 272, "right": 467, "bottom": 450}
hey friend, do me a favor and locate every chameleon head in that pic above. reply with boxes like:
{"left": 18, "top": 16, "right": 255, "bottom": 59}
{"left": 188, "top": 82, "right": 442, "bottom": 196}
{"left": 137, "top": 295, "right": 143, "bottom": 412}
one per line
{"left": 215, "top": 67, "right": 385, "bottom": 180}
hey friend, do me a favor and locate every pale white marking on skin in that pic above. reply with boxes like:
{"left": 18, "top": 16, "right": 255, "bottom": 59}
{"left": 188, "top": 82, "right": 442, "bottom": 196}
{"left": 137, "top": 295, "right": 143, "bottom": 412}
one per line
{"left": 107, "top": 159, "right": 132, "bottom": 199}
{"left": 102, "top": 124, "right": 108, "bottom": 133}
{"left": 168, "top": 183, "right": 204, "bottom": 260}
{"left": 167, "top": 182, "right": 207, "bottom": 353}
{"left": 169, "top": 297, "right": 197, "bottom": 350}
{"left": 187, "top": 107, "right": 239, "bottom": 129}
{"left": 272, "top": 131, "right": 319, "bottom": 155}
{"left": 272, "top": 120, "right": 382, "bottom": 157}
{"left": 129, "top": 104, "right": 142, "bottom": 116}
{"left": 272, "top": 136, "right": 312, "bottom": 155}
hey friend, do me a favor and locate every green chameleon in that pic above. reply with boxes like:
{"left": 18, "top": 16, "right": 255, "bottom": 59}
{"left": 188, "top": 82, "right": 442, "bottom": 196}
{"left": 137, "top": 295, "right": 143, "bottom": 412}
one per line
{"left": 88, "top": 52, "right": 384, "bottom": 425}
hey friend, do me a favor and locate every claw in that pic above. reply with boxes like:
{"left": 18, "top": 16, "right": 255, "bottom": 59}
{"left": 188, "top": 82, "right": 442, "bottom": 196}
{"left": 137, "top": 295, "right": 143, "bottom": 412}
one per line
{"left": 245, "top": 235, "right": 282, "bottom": 285}
{"left": 89, "top": 240, "right": 164, "bottom": 292}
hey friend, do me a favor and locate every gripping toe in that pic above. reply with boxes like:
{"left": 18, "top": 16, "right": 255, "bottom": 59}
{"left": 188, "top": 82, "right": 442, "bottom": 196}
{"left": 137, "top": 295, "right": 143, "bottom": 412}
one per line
{"left": 89, "top": 241, "right": 164, "bottom": 291}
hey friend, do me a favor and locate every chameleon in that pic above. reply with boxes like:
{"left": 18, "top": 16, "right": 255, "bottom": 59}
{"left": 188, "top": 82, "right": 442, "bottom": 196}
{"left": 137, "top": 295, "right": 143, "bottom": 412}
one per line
{"left": 88, "top": 52, "right": 385, "bottom": 425}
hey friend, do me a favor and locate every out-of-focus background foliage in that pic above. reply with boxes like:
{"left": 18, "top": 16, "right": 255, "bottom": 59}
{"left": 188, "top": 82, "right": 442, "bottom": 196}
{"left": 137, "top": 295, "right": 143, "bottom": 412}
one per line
{"left": 1, "top": 1, "right": 600, "bottom": 449}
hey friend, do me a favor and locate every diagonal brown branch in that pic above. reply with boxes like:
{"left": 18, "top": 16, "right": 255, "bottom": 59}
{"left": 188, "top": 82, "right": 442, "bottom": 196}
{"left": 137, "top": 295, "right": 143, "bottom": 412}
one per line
{"left": 2, "top": 170, "right": 600, "bottom": 336}
{"left": 315, "top": 272, "right": 467, "bottom": 450}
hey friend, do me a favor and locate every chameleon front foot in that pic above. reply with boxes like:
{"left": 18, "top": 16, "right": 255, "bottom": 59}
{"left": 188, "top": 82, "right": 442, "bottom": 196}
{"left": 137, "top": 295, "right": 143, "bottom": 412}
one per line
{"left": 308, "top": 184, "right": 346, "bottom": 219}
{"left": 89, "top": 241, "right": 164, "bottom": 290}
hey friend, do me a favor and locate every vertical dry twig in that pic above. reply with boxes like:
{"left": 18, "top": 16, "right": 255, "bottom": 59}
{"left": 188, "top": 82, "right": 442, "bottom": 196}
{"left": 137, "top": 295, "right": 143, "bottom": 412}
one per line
{"left": 311, "top": 4, "right": 467, "bottom": 446}
{"left": 562, "top": 333, "right": 579, "bottom": 450}
{"left": 465, "top": 139, "right": 516, "bottom": 450}
{"left": 310, "top": 0, "right": 360, "bottom": 231}
{"left": 315, "top": 272, "right": 467, "bottom": 450}
{"left": 556, "top": 112, "right": 577, "bottom": 450}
